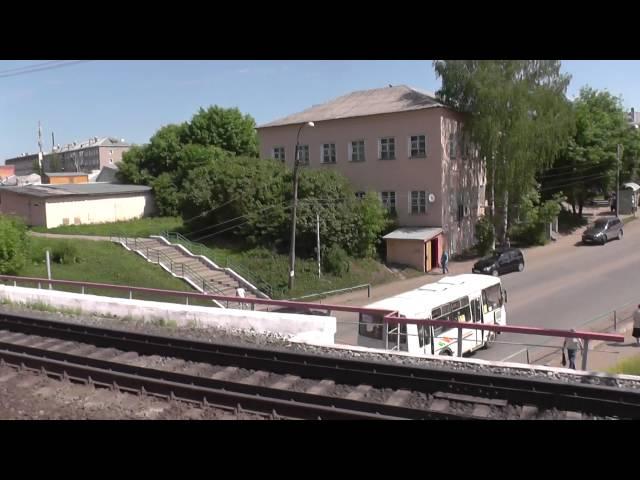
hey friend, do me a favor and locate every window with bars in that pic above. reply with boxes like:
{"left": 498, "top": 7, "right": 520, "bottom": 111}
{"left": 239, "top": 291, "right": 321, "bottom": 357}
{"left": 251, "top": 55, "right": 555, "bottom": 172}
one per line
{"left": 350, "top": 140, "right": 365, "bottom": 162}
{"left": 322, "top": 143, "right": 336, "bottom": 164}
{"left": 355, "top": 191, "right": 366, "bottom": 199}
{"left": 381, "top": 191, "right": 396, "bottom": 213}
{"left": 411, "top": 191, "right": 426, "bottom": 214}
{"left": 379, "top": 137, "right": 395, "bottom": 160}
{"left": 410, "top": 135, "right": 426, "bottom": 158}
{"left": 273, "top": 147, "right": 285, "bottom": 162}
{"left": 297, "top": 145, "right": 309, "bottom": 165}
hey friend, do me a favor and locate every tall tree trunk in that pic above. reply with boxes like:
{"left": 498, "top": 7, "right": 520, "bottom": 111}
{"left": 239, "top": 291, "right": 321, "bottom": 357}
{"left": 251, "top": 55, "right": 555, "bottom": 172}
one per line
{"left": 490, "top": 158, "right": 496, "bottom": 250}
{"left": 502, "top": 189, "right": 509, "bottom": 245}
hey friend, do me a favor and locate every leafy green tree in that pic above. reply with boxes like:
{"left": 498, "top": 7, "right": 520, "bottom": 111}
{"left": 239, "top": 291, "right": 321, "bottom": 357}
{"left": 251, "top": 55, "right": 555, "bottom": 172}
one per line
{"left": 541, "top": 87, "right": 640, "bottom": 215}
{"left": 433, "top": 60, "right": 574, "bottom": 242}
{"left": 184, "top": 106, "right": 259, "bottom": 157}
{"left": 0, "top": 215, "right": 29, "bottom": 274}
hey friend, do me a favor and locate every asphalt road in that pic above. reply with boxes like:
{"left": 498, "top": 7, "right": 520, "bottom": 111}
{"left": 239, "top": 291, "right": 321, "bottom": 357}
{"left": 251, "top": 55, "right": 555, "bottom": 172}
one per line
{"left": 473, "top": 217, "right": 640, "bottom": 362}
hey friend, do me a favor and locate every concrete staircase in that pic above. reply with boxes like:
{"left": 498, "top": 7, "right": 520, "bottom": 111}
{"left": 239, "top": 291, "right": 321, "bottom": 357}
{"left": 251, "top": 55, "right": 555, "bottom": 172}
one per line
{"left": 114, "top": 236, "right": 267, "bottom": 309}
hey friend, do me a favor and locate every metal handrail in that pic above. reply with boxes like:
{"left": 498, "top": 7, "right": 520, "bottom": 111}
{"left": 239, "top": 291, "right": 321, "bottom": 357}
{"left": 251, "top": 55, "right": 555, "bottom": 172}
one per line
{"left": 113, "top": 234, "right": 228, "bottom": 299}
{"left": 144, "top": 244, "right": 227, "bottom": 298}
{"left": 161, "top": 231, "right": 274, "bottom": 298}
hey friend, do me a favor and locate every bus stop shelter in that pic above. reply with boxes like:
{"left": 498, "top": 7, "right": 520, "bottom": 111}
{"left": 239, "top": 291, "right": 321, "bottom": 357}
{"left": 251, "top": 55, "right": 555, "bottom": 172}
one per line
{"left": 620, "top": 182, "right": 640, "bottom": 215}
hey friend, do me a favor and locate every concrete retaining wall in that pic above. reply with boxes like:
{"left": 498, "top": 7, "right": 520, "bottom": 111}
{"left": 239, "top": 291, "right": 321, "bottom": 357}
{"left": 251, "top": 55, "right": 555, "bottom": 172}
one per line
{"left": 0, "top": 285, "right": 336, "bottom": 345}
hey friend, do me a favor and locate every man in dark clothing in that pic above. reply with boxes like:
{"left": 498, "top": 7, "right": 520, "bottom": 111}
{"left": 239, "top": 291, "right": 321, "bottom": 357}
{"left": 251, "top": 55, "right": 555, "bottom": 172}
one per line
{"left": 440, "top": 250, "right": 449, "bottom": 274}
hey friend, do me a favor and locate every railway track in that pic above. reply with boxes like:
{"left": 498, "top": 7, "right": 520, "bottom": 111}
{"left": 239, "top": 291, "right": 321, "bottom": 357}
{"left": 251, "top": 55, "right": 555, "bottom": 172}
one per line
{"left": 0, "top": 311, "right": 639, "bottom": 419}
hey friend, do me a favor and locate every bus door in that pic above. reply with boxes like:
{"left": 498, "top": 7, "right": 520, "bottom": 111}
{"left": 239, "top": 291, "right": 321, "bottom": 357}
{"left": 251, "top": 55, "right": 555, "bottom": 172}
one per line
{"left": 471, "top": 297, "right": 484, "bottom": 346}
{"left": 481, "top": 284, "right": 503, "bottom": 327}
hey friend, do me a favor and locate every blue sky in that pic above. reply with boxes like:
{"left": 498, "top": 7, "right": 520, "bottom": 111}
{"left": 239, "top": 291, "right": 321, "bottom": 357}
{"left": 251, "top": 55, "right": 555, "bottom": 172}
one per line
{"left": 1, "top": 60, "right": 639, "bottom": 161}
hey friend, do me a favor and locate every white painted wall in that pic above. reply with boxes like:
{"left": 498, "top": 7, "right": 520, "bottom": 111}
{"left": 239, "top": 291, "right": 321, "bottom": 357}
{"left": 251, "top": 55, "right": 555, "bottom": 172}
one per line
{"left": 0, "top": 285, "right": 337, "bottom": 345}
{"left": 44, "top": 193, "right": 155, "bottom": 228}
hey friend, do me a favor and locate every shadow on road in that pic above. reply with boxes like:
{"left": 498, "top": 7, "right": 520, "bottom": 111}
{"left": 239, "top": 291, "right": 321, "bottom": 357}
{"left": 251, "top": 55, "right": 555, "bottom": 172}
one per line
{"left": 574, "top": 241, "right": 602, "bottom": 247}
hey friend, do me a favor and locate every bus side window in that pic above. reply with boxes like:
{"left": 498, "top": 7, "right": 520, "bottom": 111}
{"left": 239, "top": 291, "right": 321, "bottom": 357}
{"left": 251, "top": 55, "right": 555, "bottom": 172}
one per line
{"left": 359, "top": 313, "right": 383, "bottom": 339}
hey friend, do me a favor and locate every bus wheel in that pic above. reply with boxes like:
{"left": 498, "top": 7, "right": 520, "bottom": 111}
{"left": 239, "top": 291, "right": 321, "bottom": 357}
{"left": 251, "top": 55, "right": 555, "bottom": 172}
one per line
{"left": 439, "top": 349, "right": 452, "bottom": 356}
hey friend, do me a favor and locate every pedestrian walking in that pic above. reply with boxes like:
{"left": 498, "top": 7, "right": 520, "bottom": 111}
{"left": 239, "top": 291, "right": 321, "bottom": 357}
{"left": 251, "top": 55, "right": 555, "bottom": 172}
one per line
{"left": 633, "top": 305, "right": 640, "bottom": 346}
{"left": 440, "top": 250, "right": 449, "bottom": 274}
{"left": 563, "top": 328, "right": 583, "bottom": 370}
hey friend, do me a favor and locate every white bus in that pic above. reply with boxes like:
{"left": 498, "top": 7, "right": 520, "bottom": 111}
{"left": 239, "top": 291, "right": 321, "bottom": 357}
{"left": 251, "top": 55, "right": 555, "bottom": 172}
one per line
{"left": 358, "top": 274, "right": 507, "bottom": 356}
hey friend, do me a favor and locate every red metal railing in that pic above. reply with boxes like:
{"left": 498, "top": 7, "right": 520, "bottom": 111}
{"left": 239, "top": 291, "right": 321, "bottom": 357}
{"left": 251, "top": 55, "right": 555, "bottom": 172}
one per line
{"left": 0, "top": 274, "right": 624, "bottom": 370}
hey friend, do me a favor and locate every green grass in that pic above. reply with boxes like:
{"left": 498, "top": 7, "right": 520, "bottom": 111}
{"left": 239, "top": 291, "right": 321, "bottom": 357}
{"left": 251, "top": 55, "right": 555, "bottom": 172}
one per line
{"left": 25, "top": 220, "right": 420, "bottom": 301}
{"left": 17, "top": 236, "right": 214, "bottom": 306}
{"left": 608, "top": 355, "right": 640, "bottom": 376}
{"left": 173, "top": 239, "right": 413, "bottom": 299}
{"left": 31, "top": 216, "right": 184, "bottom": 238}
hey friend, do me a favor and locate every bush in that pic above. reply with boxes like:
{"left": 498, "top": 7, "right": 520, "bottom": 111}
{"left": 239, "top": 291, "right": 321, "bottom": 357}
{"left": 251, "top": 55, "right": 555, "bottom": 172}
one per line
{"left": 323, "top": 245, "right": 350, "bottom": 276}
{"left": 474, "top": 216, "right": 495, "bottom": 256}
{"left": 509, "top": 222, "right": 547, "bottom": 246}
{"left": 0, "top": 215, "right": 29, "bottom": 274}
{"left": 51, "top": 243, "right": 81, "bottom": 264}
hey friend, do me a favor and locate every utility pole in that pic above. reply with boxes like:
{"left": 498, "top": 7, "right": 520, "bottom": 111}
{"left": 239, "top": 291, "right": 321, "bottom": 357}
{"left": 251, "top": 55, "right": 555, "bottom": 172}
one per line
{"left": 288, "top": 121, "right": 315, "bottom": 290}
{"left": 617, "top": 143, "right": 622, "bottom": 216}
{"left": 316, "top": 211, "right": 321, "bottom": 279}
{"left": 37, "top": 121, "right": 43, "bottom": 174}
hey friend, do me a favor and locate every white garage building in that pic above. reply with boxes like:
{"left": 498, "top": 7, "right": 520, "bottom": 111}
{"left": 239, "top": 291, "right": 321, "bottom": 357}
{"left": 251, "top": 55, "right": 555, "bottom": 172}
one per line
{"left": 0, "top": 183, "right": 155, "bottom": 228}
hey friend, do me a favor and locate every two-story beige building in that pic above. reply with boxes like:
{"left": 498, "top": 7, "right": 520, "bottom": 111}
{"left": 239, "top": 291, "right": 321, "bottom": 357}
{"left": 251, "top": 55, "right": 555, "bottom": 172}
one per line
{"left": 256, "top": 85, "right": 485, "bottom": 271}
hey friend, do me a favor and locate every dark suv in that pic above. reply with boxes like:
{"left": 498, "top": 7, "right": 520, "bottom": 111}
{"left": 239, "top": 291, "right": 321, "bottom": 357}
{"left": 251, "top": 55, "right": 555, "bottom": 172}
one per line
{"left": 472, "top": 248, "right": 525, "bottom": 277}
{"left": 582, "top": 216, "right": 623, "bottom": 245}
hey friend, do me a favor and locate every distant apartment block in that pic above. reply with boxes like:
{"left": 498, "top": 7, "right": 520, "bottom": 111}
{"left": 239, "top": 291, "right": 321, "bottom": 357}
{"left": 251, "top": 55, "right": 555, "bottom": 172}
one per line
{"left": 257, "top": 85, "right": 485, "bottom": 267}
{"left": 629, "top": 108, "right": 640, "bottom": 128}
{"left": 4, "top": 137, "right": 131, "bottom": 176}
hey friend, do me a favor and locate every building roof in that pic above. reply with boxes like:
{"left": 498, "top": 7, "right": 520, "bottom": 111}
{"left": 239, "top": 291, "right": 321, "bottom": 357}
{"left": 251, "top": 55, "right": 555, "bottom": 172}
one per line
{"left": 53, "top": 136, "right": 130, "bottom": 153}
{"left": 4, "top": 136, "right": 130, "bottom": 164}
{"left": 0, "top": 183, "right": 151, "bottom": 199}
{"left": 45, "top": 172, "right": 88, "bottom": 177}
{"left": 383, "top": 227, "right": 443, "bottom": 241}
{"left": 258, "top": 85, "right": 446, "bottom": 128}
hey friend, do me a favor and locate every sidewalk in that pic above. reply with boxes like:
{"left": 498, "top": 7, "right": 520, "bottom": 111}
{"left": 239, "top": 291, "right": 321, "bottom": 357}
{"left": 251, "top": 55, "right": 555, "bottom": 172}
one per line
{"left": 29, "top": 231, "right": 113, "bottom": 242}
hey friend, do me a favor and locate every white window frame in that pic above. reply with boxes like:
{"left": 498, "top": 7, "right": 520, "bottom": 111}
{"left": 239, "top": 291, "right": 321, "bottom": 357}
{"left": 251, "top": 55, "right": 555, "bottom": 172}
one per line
{"left": 378, "top": 137, "right": 395, "bottom": 160}
{"left": 349, "top": 140, "right": 366, "bottom": 162}
{"left": 272, "top": 146, "right": 286, "bottom": 162}
{"left": 297, "top": 145, "right": 310, "bottom": 165}
{"left": 409, "top": 190, "right": 427, "bottom": 215}
{"left": 355, "top": 191, "right": 366, "bottom": 199}
{"left": 408, "top": 134, "right": 427, "bottom": 159}
{"left": 380, "top": 191, "right": 396, "bottom": 213}
{"left": 321, "top": 143, "right": 337, "bottom": 164}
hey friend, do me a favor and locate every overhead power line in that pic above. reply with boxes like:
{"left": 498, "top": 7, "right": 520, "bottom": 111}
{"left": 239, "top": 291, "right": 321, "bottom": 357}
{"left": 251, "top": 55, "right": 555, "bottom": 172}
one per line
{"left": 0, "top": 60, "right": 92, "bottom": 79}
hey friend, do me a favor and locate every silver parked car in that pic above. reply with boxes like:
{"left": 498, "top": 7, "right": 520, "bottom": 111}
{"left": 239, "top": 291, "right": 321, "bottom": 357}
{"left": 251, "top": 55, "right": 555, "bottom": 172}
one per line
{"left": 581, "top": 216, "right": 623, "bottom": 245}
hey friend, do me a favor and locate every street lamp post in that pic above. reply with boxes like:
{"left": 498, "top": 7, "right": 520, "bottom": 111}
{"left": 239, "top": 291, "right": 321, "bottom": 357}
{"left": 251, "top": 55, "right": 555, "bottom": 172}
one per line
{"left": 288, "top": 121, "right": 315, "bottom": 291}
